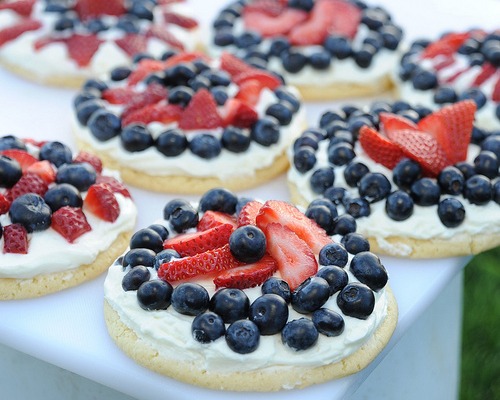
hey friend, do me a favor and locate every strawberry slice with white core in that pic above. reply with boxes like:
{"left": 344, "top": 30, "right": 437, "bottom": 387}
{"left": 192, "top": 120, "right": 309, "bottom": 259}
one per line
{"left": 213, "top": 255, "right": 278, "bottom": 290}
{"left": 358, "top": 125, "right": 405, "bottom": 170}
{"left": 264, "top": 223, "right": 318, "bottom": 291}
{"left": 197, "top": 211, "right": 237, "bottom": 231}
{"left": 379, "top": 112, "right": 419, "bottom": 136}
{"left": 25, "top": 160, "right": 56, "bottom": 184}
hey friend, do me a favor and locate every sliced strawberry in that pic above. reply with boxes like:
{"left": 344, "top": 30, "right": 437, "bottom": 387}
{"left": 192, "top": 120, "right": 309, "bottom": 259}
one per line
{"left": 358, "top": 126, "right": 405, "bottom": 170}
{"left": 23, "top": 138, "right": 47, "bottom": 148}
{"left": 443, "top": 66, "right": 470, "bottom": 84}
{"left": 0, "top": 19, "right": 41, "bottom": 47}
{"left": 0, "top": 0, "right": 36, "bottom": 17}
{"left": 127, "top": 59, "right": 167, "bottom": 86}
{"left": 243, "top": 0, "right": 287, "bottom": 17}
{"left": 197, "top": 211, "right": 237, "bottom": 231}
{"left": 471, "top": 62, "right": 497, "bottom": 87}
{"left": 417, "top": 100, "right": 476, "bottom": 164}
{"left": 178, "top": 89, "right": 223, "bottom": 130}
{"left": 95, "top": 175, "right": 131, "bottom": 198}
{"left": 0, "top": 149, "right": 37, "bottom": 171}
{"left": 102, "top": 87, "right": 136, "bottom": 105}
{"left": 26, "top": 160, "right": 56, "bottom": 184}
{"left": 220, "top": 53, "right": 253, "bottom": 78}
{"left": 237, "top": 200, "right": 263, "bottom": 227}
{"left": 220, "top": 99, "right": 258, "bottom": 128}
{"left": 327, "top": 0, "right": 362, "bottom": 39}
{"left": 115, "top": 33, "right": 148, "bottom": 57}
{"left": 379, "top": 112, "right": 419, "bottom": 136}
{"left": 493, "top": 75, "right": 500, "bottom": 102}
{"left": 0, "top": 193, "right": 11, "bottom": 215}
{"left": 264, "top": 223, "right": 318, "bottom": 291}
{"left": 421, "top": 32, "right": 470, "bottom": 59}
{"left": 433, "top": 57, "right": 455, "bottom": 71}
{"left": 8, "top": 172, "right": 48, "bottom": 200}
{"left": 288, "top": 0, "right": 337, "bottom": 46}
{"left": 163, "top": 51, "right": 208, "bottom": 68}
{"left": 122, "top": 101, "right": 183, "bottom": 126}
{"left": 389, "top": 129, "right": 450, "bottom": 176}
{"left": 74, "top": 0, "right": 126, "bottom": 20}
{"left": 235, "top": 79, "right": 265, "bottom": 106}
{"left": 213, "top": 255, "right": 278, "bottom": 290}
{"left": 73, "top": 150, "right": 103, "bottom": 174}
{"left": 121, "top": 83, "right": 168, "bottom": 118}
{"left": 256, "top": 200, "right": 331, "bottom": 254}
{"left": 163, "top": 11, "right": 198, "bottom": 29}
{"left": 84, "top": 183, "right": 120, "bottom": 222}
{"left": 65, "top": 34, "right": 102, "bottom": 67}
{"left": 158, "top": 244, "right": 242, "bottom": 282}
{"left": 233, "top": 70, "right": 281, "bottom": 90}
{"left": 146, "top": 26, "right": 184, "bottom": 50}
{"left": 51, "top": 206, "right": 92, "bottom": 243}
{"left": 3, "top": 224, "right": 28, "bottom": 254}
{"left": 243, "top": 8, "right": 308, "bottom": 38}
{"left": 33, "top": 36, "right": 60, "bottom": 51}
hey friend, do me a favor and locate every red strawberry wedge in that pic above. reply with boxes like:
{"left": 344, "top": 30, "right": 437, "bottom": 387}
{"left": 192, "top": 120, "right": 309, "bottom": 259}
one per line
{"left": 0, "top": 19, "right": 41, "bottom": 47}
{"left": 51, "top": 206, "right": 92, "bottom": 243}
{"left": 178, "top": 89, "right": 223, "bottom": 130}
{"left": 220, "top": 53, "right": 253, "bottom": 77}
{"left": 0, "top": 0, "right": 36, "bottom": 17}
{"left": 213, "top": 255, "right": 278, "bottom": 290}
{"left": 84, "top": 183, "right": 120, "bottom": 222}
{"left": 358, "top": 126, "right": 405, "bottom": 170}
{"left": 264, "top": 223, "right": 318, "bottom": 291}
{"left": 221, "top": 99, "right": 258, "bottom": 128}
{"left": 237, "top": 200, "right": 263, "bottom": 227}
{"left": 9, "top": 172, "right": 48, "bottom": 200}
{"left": 197, "top": 211, "right": 237, "bottom": 231}
{"left": 25, "top": 160, "right": 56, "bottom": 184}
{"left": 163, "top": 223, "right": 234, "bottom": 257}
{"left": 379, "top": 112, "right": 419, "bottom": 136}
{"left": 1, "top": 149, "right": 37, "bottom": 171}
{"left": 158, "top": 244, "right": 242, "bottom": 282}
{"left": 74, "top": 0, "right": 126, "bottom": 20}
{"left": 256, "top": 200, "right": 331, "bottom": 254}
{"left": 327, "top": 0, "right": 362, "bottom": 39}
{"left": 3, "top": 224, "right": 29, "bottom": 254}
{"left": 65, "top": 34, "right": 103, "bottom": 67}
{"left": 243, "top": 8, "right": 308, "bottom": 38}
{"left": 0, "top": 193, "right": 11, "bottom": 215}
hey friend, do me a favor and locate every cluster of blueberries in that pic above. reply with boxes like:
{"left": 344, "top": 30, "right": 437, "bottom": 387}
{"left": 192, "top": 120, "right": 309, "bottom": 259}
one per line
{"left": 118, "top": 188, "right": 388, "bottom": 354}
{"left": 0, "top": 135, "right": 99, "bottom": 237}
{"left": 44, "top": 0, "right": 159, "bottom": 33}
{"left": 213, "top": 0, "right": 403, "bottom": 73}
{"left": 292, "top": 103, "right": 500, "bottom": 228}
{"left": 73, "top": 52, "right": 302, "bottom": 160}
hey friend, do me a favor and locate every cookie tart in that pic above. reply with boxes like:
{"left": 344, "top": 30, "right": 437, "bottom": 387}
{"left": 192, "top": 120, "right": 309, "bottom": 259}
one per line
{"left": 0, "top": 135, "right": 137, "bottom": 299}
{"left": 394, "top": 30, "right": 500, "bottom": 131}
{"left": 288, "top": 100, "right": 500, "bottom": 258}
{"left": 103, "top": 188, "right": 397, "bottom": 391}
{"left": 73, "top": 51, "right": 306, "bottom": 193}
{"left": 209, "top": 0, "right": 403, "bottom": 100}
{"left": 0, "top": 0, "right": 199, "bottom": 87}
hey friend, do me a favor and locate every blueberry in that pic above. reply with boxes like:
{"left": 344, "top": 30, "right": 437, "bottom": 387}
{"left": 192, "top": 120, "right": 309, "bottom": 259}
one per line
{"left": 234, "top": 31, "right": 262, "bottom": 48}
{"left": 332, "top": 214, "right": 357, "bottom": 235}
{"left": 110, "top": 66, "right": 131, "bottom": 81}
{"left": 116, "top": 15, "right": 140, "bottom": 33}
{"left": 211, "top": 86, "right": 229, "bottom": 106}
{"left": 221, "top": 127, "right": 251, "bottom": 153}
{"left": 160, "top": 50, "right": 177, "bottom": 61}
{"left": 228, "top": 225, "right": 266, "bottom": 263}
{"left": 350, "top": 251, "right": 388, "bottom": 291}
{"left": 251, "top": 117, "right": 280, "bottom": 146}
{"left": 354, "top": 44, "right": 376, "bottom": 68}
{"left": 363, "top": 31, "right": 383, "bottom": 50}
{"left": 192, "top": 312, "right": 226, "bottom": 343}
{"left": 291, "top": 276, "right": 330, "bottom": 314}
{"left": 481, "top": 135, "right": 500, "bottom": 159}
{"left": 341, "top": 232, "right": 370, "bottom": 254}
{"left": 281, "top": 318, "right": 318, "bottom": 351}
{"left": 171, "top": 283, "right": 210, "bottom": 316}
{"left": 130, "top": 228, "right": 164, "bottom": 253}
{"left": 128, "top": 1, "right": 154, "bottom": 20}
{"left": 137, "top": 279, "right": 173, "bottom": 311}
{"left": 309, "top": 198, "right": 338, "bottom": 216}
{"left": 474, "top": 150, "right": 499, "bottom": 179}
{"left": 337, "top": 283, "right": 375, "bottom": 319}
{"left": 213, "top": 15, "right": 235, "bottom": 30}
{"left": 209, "top": 288, "right": 250, "bottom": 324}
{"left": 281, "top": 51, "right": 308, "bottom": 73}
{"left": 324, "top": 36, "right": 352, "bottom": 59}
{"left": 320, "top": 111, "right": 346, "bottom": 128}
{"left": 122, "top": 248, "right": 156, "bottom": 268}
{"left": 87, "top": 109, "right": 121, "bottom": 141}
{"left": 455, "top": 161, "right": 476, "bottom": 180}
{"left": 153, "top": 249, "right": 179, "bottom": 270}
{"left": 347, "top": 115, "right": 373, "bottom": 138}
{"left": 73, "top": 92, "right": 99, "bottom": 110}
{"left": 318, "top": 243, "right": 348, "bottom": 268}
{"left": 225, "top": 320, "right": 260, "bottom": 354}
{"left": 235, "top": 196, "right": 253, "bottom": 215}
{"left": 201, "top": 70, "right": 231, "bottom": 87}
{"left": 492, "top": 179, "right": 500, "bottom": 204}
{"left": 391, "top": 101, "right": 411, "bottom": 113}
{"left": 344, "top": 162, "right": 369, "bottom": 187}
{"left": 54, "top": 16, "right": 76, "bottom": 31}
{"left": 120, "top": 124, "right": 154, "bottom": 152}
{"left": 0, "top": 155, "right": 22, "bottom": 187}
{"left": 328, "top": 142, "right": 355, "bottom": 166}
{"left": 56, "top": 163, "right": 96, "bottom": 192}
{"left": 316, "top": 265, "right": 348, "bottom": 295}
{"left": 293, "top": 147, "right": 317, "bottom": 173}
{"left": 411, "top": 178, "right": 441, "bottom": 206}
{"left": 288, "top": 0, "right": 314, "bottom": 11}
{"left": 433, "top": 86, "right": 458, "bottom": 104}
{"left": 305, "top": 205, "right": 336, "bottom": 235}
{"left": 463, "top": 175, "right": 492, "bottom": 205}
{"left": 156, "top": 128, "right": 188, "bottom": 157}
{"left": 361, "top": 8, "right": 387, "bottom": 30}
{"left": 324, "top": 186, "right": 349, "bottom": 205}
{"left": 9, "top": 194, "right": 52, "bottom": 233}
{"left": 459, "top": 88, "right": 487, "bottom": 109}
{"left": 189, "top": 134, "right": 221, "bottom": 159}
{"left": 312, "top": 308, "right": 345, "bottom": 337}
{"left": 0, "top": 135, "right": 27, "bottom": 151}
{"left": 164, "top": 64, "right": 197, "bottom": 86}
{"left": 261, "top": 277, "right": 291, "bottom": 303}
{"left": 437, "top": 166, "right": 465, "bottom": 195}
{"left": 344, "top": 197, "right": 371, "bottom": 219}
{"left": 309, "top": 51, "right": 331, "bottom": 69}
{"left": 249, "top": 294, "right": 289, "bottom": 335}
{"left": 122, "top": 266, "right": 151, "bottom": 291}
{"left": 412, "top": 70, "right": 438, "bottom": 90}
{"left": 266, "top": 103, "right": 294, "bottom": 126}
{"left": 165, "top": 200, "right": 199, "bottom": 233}
{"left": 437, "top": 198, "right": 465, "bottom": 227}
{"left": 43, "top": 184, "right": 82, "bottom": 212}
{"left": 86, "top": 18, "right": 108, "bottom": 33}
{"left": 39, "top": 141, "right": 72, "bottom": 167}
{"left": 380, "top": 24, "right": 403, "bottom": 50}
{"left": 168, "top": 86, "right": 194, "bottom": 107}
{"left": 274, "top": 87, "right": 301, "bottom": 113}
{"left": 83, "top": 79, "right": 108, "bottom": 93}
{"left": 393, "top": 158, "right": 422, "bottom": 188}
{"left": 199, "top": 188, "right": 237, "bottom": 214}
{"left": 385, "top": 190, "right": 414, "bottom": 221}
{"left": 310, "top": 167, "right": 335, "bottom": 194}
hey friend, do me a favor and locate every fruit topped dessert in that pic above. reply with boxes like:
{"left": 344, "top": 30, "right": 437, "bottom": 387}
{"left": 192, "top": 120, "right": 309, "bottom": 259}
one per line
{"left": 394, "top": 30, "right": 500, "bottom": 131}
{"left": 0, "top": 0, "right": 199, "bottom": 87}
{"left": 0, "top": 134, "right": 137, "bottom": 299}
{"left": 209, "top": 0, "right": 403, "bottom": 100}
{"left": 103, "top": 188, "right": 397, "bottom": 391}
{"left": 72, "top": 51, "right": 306, "bottom": 193}
{"left": 288, "top": 100, "right": 500, "bottom": 258}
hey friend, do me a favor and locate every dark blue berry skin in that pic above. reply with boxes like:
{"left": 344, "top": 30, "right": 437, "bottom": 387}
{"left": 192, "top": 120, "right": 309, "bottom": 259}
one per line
{"left": 412, "top": 70, "right": 438, "bottom": 90}
{"left": 154, "top": 249, "right": 179, "bottom": 270}
{"left": 455, "top": 161, "right": 476, "bottom": 180}
{"left": 211, "top": 86, "right": 229, "bottom": 105}
{"left": 361, "top": 8, "right": 387, "bottom": 30}
{"left": 393, "top": 158, "right": 422, "bottom": 188}
{"left": 148, "top": 223, "right": 168, "bottom": 241}
{"left": 293, "top": 147, "right": 317, "bottom": 173}
{"left": 9, "top": 194, "right": 52, "bottom": 233}
{"left": 481, "top": 135, "right": 500, "bottom": 159}
{"left": 474, "top": 151, "right": 499, "bottom": 179}
{"left": 225, "top": 320, "right": 260, "bottom": 354}
{"left": 309, "top": 51, "right": 331, "bottom": 69}
{"left": 391, "top": 100, "right": 411, "bottom": 113}
{"left": 116, "top": 16, "right": 139, "bottom": 33}
{"left": 39, "top": 141, "right": 72, "bottom": 167}
{"left": 310, "top": 167, "right": 335, "bottom": 194}
{"left": 249, "top": 294, "right": 289, "bottom": 335}
{"left": 235, "top": 196, "right": 253, "bottom": 215}
{"left": 433, "top": 86, "right": 458, "bottom": 104}
{"left": 251, "top": 117, "right": 280, "bottom": 146}
{"left": 288, "top": 0, "right": 314, "bottom": 11}
{"left": 44, "top": 183, "right": 83, "bottom": 211}
{"left": 0, "top": 135, "right": 27, "bottom": 151}
{"left": 189, "top": 134, "right": 222, "bottom": 159}
{"left": 464, "top": 175, "right": 492, "bottom": 205}
{"left": 54, "top": 16, "right": 76, "bottom": 30}
{"left": 458, "top": 88, "right": 487, "bottom": 109}
{"left": 128, "top": 2, "right": 154, "bottom": 20}
{"left": 156, "top": 128, "right": 188, "bottom": 157}
{"left": 492, "top": 179, "right": 500, "bottom": 204}
{"left": 137, "top": 280, "right": 173, "bottom": 311}
{"left": 87, "top": 109, "right": 121, "bottom": 141}
{"left": 320, "top": 111, "right": 345, "bottom": 128}
{"left": 437, "top": 198, "right": 466, "bottom": 227}
{"left": 122, "top": 248, "right": 156, "bottom": 268}
{"left": 309, "top": 198, "right": 338, "bottom": 218}
{"left": 168, "top": 86, "right": 194, "bottom": 106}
{"left": 122, "top": 266, "right": 151, "bottom": 291}
{"left": 333, "top": 214, "right": 357, "bottom": 235}
{"left": 261, "top": 277, "right": 291, "bottom": 303}
{"left": 359, "top": 172, "right": 392, "bottom": 203}
{"left": 110, "top": 66, "right": 131, "bottom": 81}
{"left": 380, "top": 25, "right": 402, "bottom": 50}
{"left": 291, "top": 276, "right": 330, "bottom": 314}
{"left": 201, "top": 70, "right": 231, "bottom": 87}
{"left": 83, "top": 79, "right": 108, "bottom": 93}
{"left": 337, "top": 283, "right": 375, "bottom": 320}
{"left": 294, "top": 134, "right": 320, "bottom": 152}
{"left": 171, "top": 283, "right": 210, "bottom": 316}
{"left": 316, "top": 266, "right": 348, "bottom": 295}
{"left": 385, "top": 190, "right": 414, "bottom": 221}
{"left": 74, "top": 91, "right": 99, "bottom": 110}
{"left": 192, "top": 312, "right": 226, "bottom": 343}
{"left": 354, "top": 44, "right": 376, "bottom": 68}
{"left": 164, "top": 64, "right": 197, "bottom": 86}
{"left": 328, "top": 142, "right": 355, "bottom": 166}
{"left": 305, "top": 205, "right": 336, "bottom": 235}
{"left": 120, "top": 124, "right": 154, "bottom": 152}
{"left": 341, "top": 232, "right": 370, "bottom": 254}
{"left": 229, "top": 225, "right": 266, "bottom": 263}
{"left": 266, "top": 103, "right": 294, "bottom": 126}
{"left": 324, "top": 186, "right": 349, "bottom": 206}
{"left": 471, "top": 127, "right": 488, "bottom": 145}
{"left": 324, "top": 36, "right": 352, "bottom": 59}
{"left": 132, "top": 53, "right": 154, "bottom": 64}
{"left": 199, "top": 188, "right": 238, "bottom": 214}
{"left": 234, "top": 31, "right": 262, "bottom": 48}
{"left": 56, "top": 163, "right": 96, "bottom": 192}
{"left": 350, "top": 252, "right": 388, "bottom": 292}
{"left": 411, "top": 178, "right": 441, "bottom": 206}
{"left": 221, "top": 127, "right": 251, "bottom": 153}
{"left": 0, "top": 155, "right": 22, "bottom": 187}
{"left": 281, "top": 318, "right": 318, "bottom": 351}
{"left": 130, "top": 228, "right": 164, "bottom": 253}
{"left": 437, "top": 166, "right": 465, "bottom": 195}
{"left": 319, "top": 243, "right": 348, "bottom": 268}
{"left": 344, "top": 162, "right": 369, "bottom": 187}
{"left": 281, "top": 51, "right": 308, "bottom": 73}
{"left": 312, "top": 308, "right": 345, "bottom": 337}
{"left": 344, "top": 197, "right": 371, "bottom": 219}
{"left": 210, "top": 288, "right": 250, "bottom": 324}
{"left": 165, "top": 201, "right": 199, "bottom": 233}
{"left": 274, "top": 87, "right": 301, "bottom": 113}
